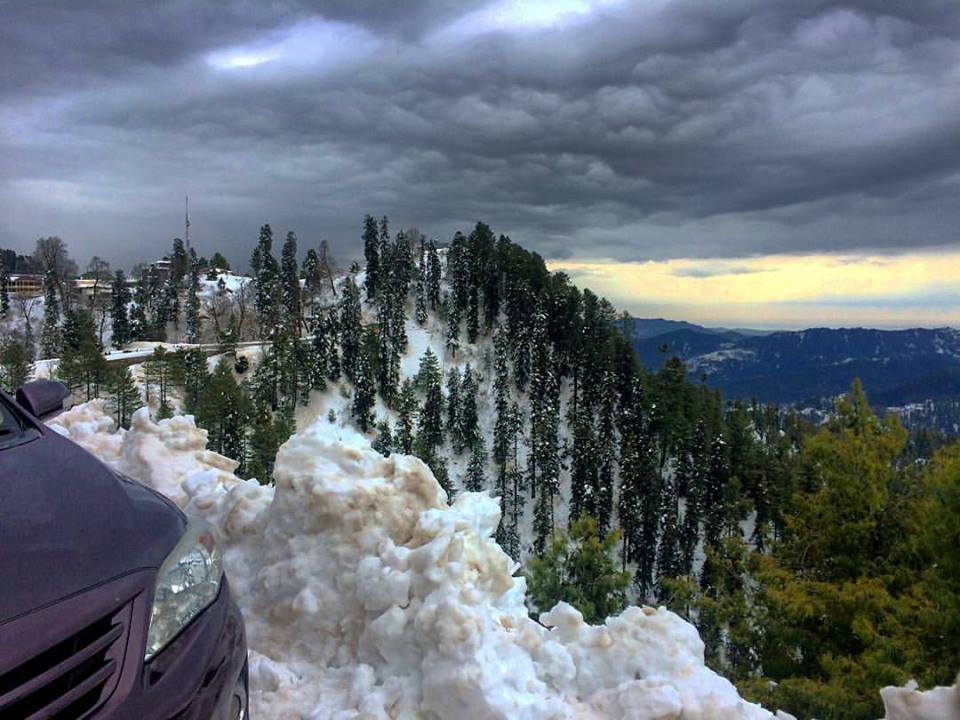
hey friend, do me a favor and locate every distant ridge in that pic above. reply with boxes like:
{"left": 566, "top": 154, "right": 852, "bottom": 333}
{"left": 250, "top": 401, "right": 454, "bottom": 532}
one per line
{"left": 626, "top": 321, "right": 960, "bottom": 433}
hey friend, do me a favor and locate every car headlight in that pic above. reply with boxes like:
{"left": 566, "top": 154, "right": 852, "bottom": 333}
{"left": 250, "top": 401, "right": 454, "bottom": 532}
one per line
{"left": 145, "top": 517, "right": 223, "bottom": 662}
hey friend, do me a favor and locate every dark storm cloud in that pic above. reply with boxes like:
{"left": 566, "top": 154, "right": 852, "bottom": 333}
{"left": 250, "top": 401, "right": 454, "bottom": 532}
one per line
{"left": 1, "top": 0, "right": 959, "bottom": 268}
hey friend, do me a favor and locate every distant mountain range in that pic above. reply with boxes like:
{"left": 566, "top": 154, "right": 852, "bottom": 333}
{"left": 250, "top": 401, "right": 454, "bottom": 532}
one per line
{"left": 626, "top": 319, "right": 960, "bottom": 433}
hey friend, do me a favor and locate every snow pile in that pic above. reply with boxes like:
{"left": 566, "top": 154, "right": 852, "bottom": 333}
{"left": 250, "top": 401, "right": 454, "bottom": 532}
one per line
{"left": 46, "top": 402, "right": 838, "bottom": 719}
{"left": 880, "top": 681, "right": 960, "bottom": 720}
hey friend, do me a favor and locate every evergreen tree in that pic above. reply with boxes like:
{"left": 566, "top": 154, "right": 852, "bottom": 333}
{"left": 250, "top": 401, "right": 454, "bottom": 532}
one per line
{"left": 40, "top": 269, "right": 62, "bottom": 359}
{"left": 280, "top": 231, "right": 301, "bottom": 335}
{"left": 458, "top": 363, "right": 479, "bottom": 451}
{"left": 196, "top": 360, "right": 251, "bottom": 474}
{"left": 130, "top": 271, "right": 149, "bottom": 341}
{"left": 395, "top": 379, "right": 418, "bottom": 454}
{"left": 527, "top": 516, "right": 630, "bottom": 624}
{"left": 57, "top": 308, "right": 108, "bottom": 401}
{"left": 302, "top": 248, "right": 322, "bottom": 297}
{"left": 351, "top": 342, "right": 376, "bottom": 432}
{"left": 0, "top": 332, "right": 31, "bottom": 393}
{"left": 445, "top": 295, "right": 461, "bottom": 357}
{"left": 246, "top": 399, "right": 287, "bottom": 484}
{"left": 107, "top": 366, "right": 142, "bottom": 429}
{"left": 656, "top": 472, "right": 683, "bottom": 599}
{"left": 160, "top": 272, "right": 180, "bottom": 336}
{"left": 415, "top": 247, "right": 428, "bottom": 326}
{"left": 372, "top": 420, "right": 394, "bottom": 457}
{"left": 415, "top": 348, "right": 444, "bottom": 454}
{"left": 142, "top": 346, "right": 173, "bottom": 417}
{"left": 184, "top": 250, "right": 202, "bottom": 343}
{"left": 251, "top": 224, "right": 281, "bottom": 337}
{"left": 339, "top": 276, "right": 363, "bottom": 382}
{"left": 528, "top": 305, "right": 561, "bottom": 554}
{"left": 0, "top": 263, "right": 9, "bottom": 318}
{"left": 592, "top": 371, "right": 617, "bottom": 534}
{"left": 170, "top": 348, "right": 208, "bottom": 414}
{"left": 464, "top": 438, "right": 487, "bottom": 492}
{"left": 445, "top": 366, "right": 461, "bottom": 438}
{"left": 426, "top": 242, "right": 442, "bottom": 311}
{"left": 467, "top": 283, "right": 480, "bottom": 344}
{"left": 569, "top": 409, "right": 596, "bottom": 526}
{"left": 363, "top": 214, "right": 380, "bottom": 300}
{"left": 109, "top": 270, "right": 132, "bottom": 348}
{"left": 680, "top": 420, "right": 708, "bottom": 573}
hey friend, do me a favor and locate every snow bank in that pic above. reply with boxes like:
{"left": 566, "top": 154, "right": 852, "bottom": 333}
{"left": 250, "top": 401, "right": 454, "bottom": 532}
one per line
{"left": 47, "top": 402, "right": 823, "bottom": 718}
{"left": 880, "top": 681, "right": 960, "bottom": 720}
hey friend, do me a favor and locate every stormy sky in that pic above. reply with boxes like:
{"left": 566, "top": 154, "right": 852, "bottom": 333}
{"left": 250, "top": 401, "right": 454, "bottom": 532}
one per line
{"left": 2, "top": 1, "right": 959, "bottom": 326}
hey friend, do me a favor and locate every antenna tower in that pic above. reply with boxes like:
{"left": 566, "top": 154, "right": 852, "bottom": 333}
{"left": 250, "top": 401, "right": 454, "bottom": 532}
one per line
{"left": 185, "top": 195, "right": 191, "bottom": 251}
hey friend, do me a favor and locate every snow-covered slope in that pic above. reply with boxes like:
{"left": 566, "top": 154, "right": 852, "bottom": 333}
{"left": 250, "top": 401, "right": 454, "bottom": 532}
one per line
{"left": 50, "top": 400, "right": 801, "bottom": 720}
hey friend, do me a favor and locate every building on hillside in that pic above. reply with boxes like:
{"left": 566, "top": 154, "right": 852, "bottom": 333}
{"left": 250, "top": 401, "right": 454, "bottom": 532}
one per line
{"left": 72, "top": 278, "right": 113, "bottom": 303}
{"left": 8, "top": 274, "right": 43, "bottom": 297}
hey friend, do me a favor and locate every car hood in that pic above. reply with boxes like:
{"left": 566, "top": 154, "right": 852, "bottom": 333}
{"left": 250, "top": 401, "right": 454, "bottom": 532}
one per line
{"left": 0, "top": 429, "right": 186, "bottom": 623}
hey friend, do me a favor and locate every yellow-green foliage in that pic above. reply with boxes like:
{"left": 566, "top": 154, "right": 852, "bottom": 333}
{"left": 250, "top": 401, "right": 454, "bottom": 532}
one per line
{"left": 526, "top": 515, "right": 631, "bottom": 624}
{"left": 738, "top": 380, "right": 960, "bottom": 719}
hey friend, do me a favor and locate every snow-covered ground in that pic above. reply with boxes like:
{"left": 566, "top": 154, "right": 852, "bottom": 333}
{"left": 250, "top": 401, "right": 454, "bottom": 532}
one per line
{"left": 48, "top": 400, "right": 789, "bottom": 719}
{"left": 45, "top": 400, "right": 952, "bottom": 720}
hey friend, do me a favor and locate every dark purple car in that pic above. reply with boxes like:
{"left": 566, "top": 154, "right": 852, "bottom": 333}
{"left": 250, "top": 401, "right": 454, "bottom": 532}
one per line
{"left": 0, "top": 381, "right": 249, "bottom": 720}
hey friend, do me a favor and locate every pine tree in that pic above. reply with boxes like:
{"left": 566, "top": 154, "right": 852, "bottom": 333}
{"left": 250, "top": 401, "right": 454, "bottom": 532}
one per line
{"left": 246, "top": 400, "right": 282, "bottom": 484}
{"left": 302, "top": 247, "right": 322, "bottom": 311}
{"left": 108, "top": 366, "right": 142, "bottom": 429}
{"left": 252, "top": 224, "right": 281, "bottom": 337}
{"left": 445, "top": 366, "right": 461, "bottom": 439}
{"left": 142, "top": 346, "right": 173, "bottom": 416}
{"left": 0, "top": 264, "right": 9, "bottom": 318}
{"left": 415, "top": 247, "right": 428, "bottom": 325}
{"left": 363, "top": 214, "right": 380, "bottom": 300}
{"left": 464, "top": 438, "right": 487, "bottom": 492}
{"left": 445, "top": 296, "right": 461, "bottom": 357}
{"left": 426, "top": 242, "right": 442, "bottom": 311}
{"left": 467, "top": 283, "right": 480, "bottom": 344}
{"left": 109, "top": 270, "right": 132, "bottom": 348}
{"left": 415, "top": 348, "right": 444, "bottom": 454}
{"left": 170, "top": 348, "right": 208, "bottom": 414}
{"left": 57, "top": 308, "right": 108, "bottom": 401}
{"left": 197, "top": 360, "right": 251, "bottom": 474}
{"left": 458, "top": 363, "right": 479, "bottom": 451}
{"left": 0, "top": 332, "right": 31, "bottom": 393}
{"left": 395, "top": 379, "right": 418, "bottom": 454}
{"left": 592, "top": 371, "right": 617, "bottom": 535}
{"left": 280, "top": 231, "right": 301, "bottom": 335}
{"left": 130, "top": 271, "right": 149, "bottom": 341}
{"left": 680, "top": 419, "right": 708, "bottom": 574}
{"left": 324, "top": 312, "right": 341, "bottom": 381}
{"left": 40, "top": 269, "right": 62, "bottom": 359}
{"left": 527, "top": 516, "right": 630, "bottom": 624}
{"left": 656, "top": 472, "right": 683, "bottom": 599}
{"left": 569, "top": 410, "right": 596, "bottom": 526}
{"left": 339, "top": 275, "right": 363, "bottom": 382}
{"left": 528, "top": 305, "right": 561, "bottom": 553}
{"left": 372, "top": 420, "right": 394, "bottom": 457}
{"left": 160, "top": 272, "right": 180, "bottom": 336}
{"left": 184, "top": 250, "right": 202, "bottom": 344}
{"left": 351, "top": 343, "right": 376, "bottom": 432}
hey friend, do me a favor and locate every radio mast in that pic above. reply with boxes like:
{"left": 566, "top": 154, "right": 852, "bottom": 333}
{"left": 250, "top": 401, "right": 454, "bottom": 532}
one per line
{"left": 184, "top": 195, "right": 191, "bottom": 251}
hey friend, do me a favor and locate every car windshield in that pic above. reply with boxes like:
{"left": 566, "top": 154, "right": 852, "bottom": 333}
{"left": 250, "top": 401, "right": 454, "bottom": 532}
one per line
{"left": 0, "top": 397, "right": 26, "bottom": 439}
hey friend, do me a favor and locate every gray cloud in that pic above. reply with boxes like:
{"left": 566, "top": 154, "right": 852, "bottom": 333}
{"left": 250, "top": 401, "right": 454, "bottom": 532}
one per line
{"left": 1, "top": 0, "right": 959, "bottom": 270}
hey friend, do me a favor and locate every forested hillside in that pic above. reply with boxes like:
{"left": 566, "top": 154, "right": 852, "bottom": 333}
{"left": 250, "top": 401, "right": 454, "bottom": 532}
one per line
{"left": 3, "top": 220, "right": 958, "bottom": 719}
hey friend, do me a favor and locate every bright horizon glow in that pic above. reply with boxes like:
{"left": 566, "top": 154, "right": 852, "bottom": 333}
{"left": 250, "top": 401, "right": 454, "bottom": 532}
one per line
{"left": 548, "top": 251, "right": 960, "bottom": 330}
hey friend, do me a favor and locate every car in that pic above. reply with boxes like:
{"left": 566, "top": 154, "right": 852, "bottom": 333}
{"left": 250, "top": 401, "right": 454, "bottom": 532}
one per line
{"left": 0, "top": 380, "right": 249, "bottom": 720}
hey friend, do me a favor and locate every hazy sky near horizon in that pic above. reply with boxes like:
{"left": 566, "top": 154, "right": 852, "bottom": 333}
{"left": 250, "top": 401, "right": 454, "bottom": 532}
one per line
{"left": 2, "top": 1, "right": 959, "bottom": 328}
